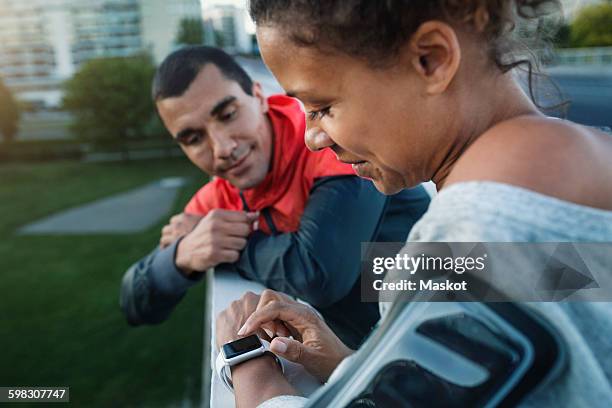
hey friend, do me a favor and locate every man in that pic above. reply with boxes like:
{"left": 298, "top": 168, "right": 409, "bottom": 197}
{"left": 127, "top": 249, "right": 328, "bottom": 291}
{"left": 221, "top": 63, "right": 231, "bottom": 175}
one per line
{"left": 119, "top": 46, "right": 430, "bottom": 347}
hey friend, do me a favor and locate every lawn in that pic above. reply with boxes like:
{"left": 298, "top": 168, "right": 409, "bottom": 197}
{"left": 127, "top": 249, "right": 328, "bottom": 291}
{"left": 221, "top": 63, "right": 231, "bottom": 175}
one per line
{"left": 0, "top": 158, "right": 208, "bottom": 407}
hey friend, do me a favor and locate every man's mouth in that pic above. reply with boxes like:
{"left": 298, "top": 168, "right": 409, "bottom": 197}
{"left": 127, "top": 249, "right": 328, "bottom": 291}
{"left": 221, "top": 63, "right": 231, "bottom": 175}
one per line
{"left": 223, "top": 145, "right": 252, "bottom": 173}
{"left": 340, "top": 158, "right": 367, "bottom": 167}
{"left": 351, "top": 161, "right": 368, "bottom": 172}
{"left": 344, "top": 160, "right": 375, "bottom": 179}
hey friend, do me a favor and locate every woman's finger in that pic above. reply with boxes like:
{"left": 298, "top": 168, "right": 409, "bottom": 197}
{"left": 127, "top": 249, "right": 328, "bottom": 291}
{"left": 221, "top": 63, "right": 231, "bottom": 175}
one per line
{"left": 257, "top": 290, "right": 283, "bottom": 310}
{"left": 238, "top": 301, "right": 311, "bottom": 336}
{"left": 274, "top": 319, "right": 291, "bottom": 337}
{"left": 255, "top": 328, "right": 272, "bottom": 342}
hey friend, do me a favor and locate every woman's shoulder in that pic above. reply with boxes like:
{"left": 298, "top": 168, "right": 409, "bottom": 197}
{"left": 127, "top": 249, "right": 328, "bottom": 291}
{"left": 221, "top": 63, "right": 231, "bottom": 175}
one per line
{"left": 444, "top": 115, "right": 612, "bottom": 211}
{"left": 409, "top": 181, "right": 612, "bottom": 242}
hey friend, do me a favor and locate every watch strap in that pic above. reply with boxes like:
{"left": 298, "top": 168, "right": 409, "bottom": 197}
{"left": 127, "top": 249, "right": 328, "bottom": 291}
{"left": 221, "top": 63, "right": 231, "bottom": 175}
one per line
{"left": 215, "top": 339, "right": 284, "bottom": 393}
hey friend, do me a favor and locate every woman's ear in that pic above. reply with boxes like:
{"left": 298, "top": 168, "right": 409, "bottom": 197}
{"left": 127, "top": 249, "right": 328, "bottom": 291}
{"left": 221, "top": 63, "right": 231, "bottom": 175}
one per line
{"left": 252, "top": 82, "right": 269, "bottom": 113}
{"left": 406, "top": 21, "right": 461, "bottom": 95}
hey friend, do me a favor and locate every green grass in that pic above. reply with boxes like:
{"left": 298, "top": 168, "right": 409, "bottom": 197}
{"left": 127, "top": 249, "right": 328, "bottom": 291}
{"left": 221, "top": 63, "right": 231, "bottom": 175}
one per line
{"left": 0, "top": 158, "right": 209, "bottom": 407}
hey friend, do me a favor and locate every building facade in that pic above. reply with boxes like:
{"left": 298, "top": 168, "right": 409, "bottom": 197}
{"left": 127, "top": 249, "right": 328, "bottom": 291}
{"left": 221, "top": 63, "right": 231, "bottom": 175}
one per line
{"left": 140, "top": 0, "right": 202, "bottom": 64}
{"left": 202, "top": 3, "right": 252, "bottom": 54}
{"left": 0, "top": 0, "right": 202, "bottom": 108}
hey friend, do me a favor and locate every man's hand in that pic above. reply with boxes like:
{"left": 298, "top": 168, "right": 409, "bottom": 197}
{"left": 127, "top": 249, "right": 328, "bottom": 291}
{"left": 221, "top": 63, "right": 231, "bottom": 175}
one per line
{"left": 238, "top": 289, "right": 354, "bottom": 383}
{"left": 175, "top": 209, "right": 258, "bottom": 275}
{"left": 160, "top": 212, "right": 203, "bottom": 249}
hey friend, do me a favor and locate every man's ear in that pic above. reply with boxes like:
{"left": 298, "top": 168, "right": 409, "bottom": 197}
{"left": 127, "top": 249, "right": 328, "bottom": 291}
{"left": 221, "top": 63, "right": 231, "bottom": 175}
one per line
{"left": 405, "top": 21, "right": 461, "bottom": 95}
{"left": 251, "top": 82, "right": 269, "bottom": 113}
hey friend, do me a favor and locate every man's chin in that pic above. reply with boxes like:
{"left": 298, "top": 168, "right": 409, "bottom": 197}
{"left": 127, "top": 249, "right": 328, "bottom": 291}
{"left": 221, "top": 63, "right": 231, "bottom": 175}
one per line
{"left": 226, "top": 175, "right": 261, "bottom": 191}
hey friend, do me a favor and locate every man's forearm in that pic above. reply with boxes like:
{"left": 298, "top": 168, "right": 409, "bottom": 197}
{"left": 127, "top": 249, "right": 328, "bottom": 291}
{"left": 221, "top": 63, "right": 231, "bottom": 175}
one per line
{"left": 120, "top": 240, "right": 203, "bottom": 325}
{"left": 232, "top": 354, "right": 299, "bottom": 408}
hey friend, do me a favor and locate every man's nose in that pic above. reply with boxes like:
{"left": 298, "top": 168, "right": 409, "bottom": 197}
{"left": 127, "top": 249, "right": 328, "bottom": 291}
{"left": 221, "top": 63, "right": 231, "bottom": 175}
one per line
{"left": 210, "top": 132, "right": 237, "bottom": 160}
{"left": 305, "top": 127, "right": 334, "bottom": 152}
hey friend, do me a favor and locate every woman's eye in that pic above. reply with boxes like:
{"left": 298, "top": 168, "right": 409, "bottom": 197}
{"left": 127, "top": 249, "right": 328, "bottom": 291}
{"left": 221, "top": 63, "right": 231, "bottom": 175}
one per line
{"left": 308, "top": 106, "right": 331, "bottom": 121}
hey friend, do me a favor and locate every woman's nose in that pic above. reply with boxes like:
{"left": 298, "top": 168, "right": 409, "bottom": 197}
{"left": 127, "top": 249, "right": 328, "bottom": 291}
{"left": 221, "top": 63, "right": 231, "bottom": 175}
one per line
{"left": 305, "top": 127, "right": 334, "bottom": 152}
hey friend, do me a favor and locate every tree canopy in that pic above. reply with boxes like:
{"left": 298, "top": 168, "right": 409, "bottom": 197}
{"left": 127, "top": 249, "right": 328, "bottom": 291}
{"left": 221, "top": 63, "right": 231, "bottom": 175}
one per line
{"left": 569, "top": 2, "right": 612, "bottom": 47}
{"left": 176, "top": 17, "right": 204, "bottom": 45}
{"left": 62, "top": 55, "right": 156, "bottom": 146}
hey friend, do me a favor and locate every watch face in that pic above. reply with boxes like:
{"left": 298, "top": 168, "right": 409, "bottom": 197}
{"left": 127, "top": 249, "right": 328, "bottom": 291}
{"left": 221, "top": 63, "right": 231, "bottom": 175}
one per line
{"left": 223, "top": 335, "right": 263, "bottom": 360}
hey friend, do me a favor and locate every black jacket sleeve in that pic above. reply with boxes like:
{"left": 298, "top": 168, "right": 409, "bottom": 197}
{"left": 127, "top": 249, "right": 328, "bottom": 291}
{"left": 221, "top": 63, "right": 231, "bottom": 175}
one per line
{"left": 119, "top": 239, "right": 204, "bottom": 326}
{"left": 219, "top": 176, "right": 388, "bottom": 307}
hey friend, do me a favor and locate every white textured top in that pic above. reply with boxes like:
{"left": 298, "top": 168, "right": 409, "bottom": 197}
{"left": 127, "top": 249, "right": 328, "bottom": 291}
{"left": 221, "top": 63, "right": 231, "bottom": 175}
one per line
{"left": 259, "top": 181, "right": 612, "bottom": 408}
{"left": 408, "top": 181, "right": 612, "bottom": 242}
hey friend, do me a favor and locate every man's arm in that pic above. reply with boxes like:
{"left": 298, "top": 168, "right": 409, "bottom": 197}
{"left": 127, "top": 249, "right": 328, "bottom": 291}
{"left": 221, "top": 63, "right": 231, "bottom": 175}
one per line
{"left": 120, "top": 206, "right": 259, "bottom": 326}
{"left": 224, "top": 176, "right": 403, "bottom": 307}
{"left": 119, "top": 239, "right": 204, "bottom": 325}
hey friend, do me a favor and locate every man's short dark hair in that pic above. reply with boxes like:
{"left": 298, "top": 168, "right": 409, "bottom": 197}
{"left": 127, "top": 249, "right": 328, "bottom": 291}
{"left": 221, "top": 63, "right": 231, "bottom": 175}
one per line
{"left": 152, "top": 46, "right": 254, "bottom": 101}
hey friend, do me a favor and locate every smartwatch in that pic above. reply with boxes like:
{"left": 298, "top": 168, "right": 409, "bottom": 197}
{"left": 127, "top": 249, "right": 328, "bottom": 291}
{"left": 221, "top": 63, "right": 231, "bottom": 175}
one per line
{"left": 215, "top": 335, "right": 284, "bottom": 392}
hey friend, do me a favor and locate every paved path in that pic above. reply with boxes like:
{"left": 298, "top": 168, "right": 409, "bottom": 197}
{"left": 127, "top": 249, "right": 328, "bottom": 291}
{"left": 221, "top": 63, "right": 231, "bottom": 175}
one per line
{"left": 19, "top": 177, "right": 187, "bottom": 235}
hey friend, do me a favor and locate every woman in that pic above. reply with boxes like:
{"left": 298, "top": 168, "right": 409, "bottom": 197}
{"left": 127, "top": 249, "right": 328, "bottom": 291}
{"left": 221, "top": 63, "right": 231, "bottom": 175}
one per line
{"left": 216, "top": 0, "right": 612, "bottom": 406}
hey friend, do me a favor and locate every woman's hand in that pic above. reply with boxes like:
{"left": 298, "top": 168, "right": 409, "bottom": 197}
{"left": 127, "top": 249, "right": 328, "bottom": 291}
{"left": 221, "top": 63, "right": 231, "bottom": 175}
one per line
{"left": 216, "top": 291, "right": 299, "bottom": 407}
{"left": 238, "top": 289, "right": 354, "bottom": 382}
{"left": 216, "top": 291, "right": 270, "bottom": 348}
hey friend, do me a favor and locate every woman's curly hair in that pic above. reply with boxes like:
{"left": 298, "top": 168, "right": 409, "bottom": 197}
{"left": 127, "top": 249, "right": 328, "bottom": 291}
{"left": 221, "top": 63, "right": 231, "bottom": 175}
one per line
{"left": 249, "top": 0, "right": 566, "bottom": 112}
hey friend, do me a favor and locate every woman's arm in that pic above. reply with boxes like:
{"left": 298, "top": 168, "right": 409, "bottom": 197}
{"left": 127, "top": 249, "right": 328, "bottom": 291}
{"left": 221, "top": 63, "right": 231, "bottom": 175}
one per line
{"left": 232, "top": 354, "right": 300, "bottom": 408}
{"left": 216, "top": 290, "right": 354, "bottom": 407}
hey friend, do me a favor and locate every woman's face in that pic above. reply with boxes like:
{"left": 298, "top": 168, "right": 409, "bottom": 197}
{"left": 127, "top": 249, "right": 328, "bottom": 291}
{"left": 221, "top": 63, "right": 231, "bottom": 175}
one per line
{"left": 257, "top": 26, "right": 455, "bottom": 194}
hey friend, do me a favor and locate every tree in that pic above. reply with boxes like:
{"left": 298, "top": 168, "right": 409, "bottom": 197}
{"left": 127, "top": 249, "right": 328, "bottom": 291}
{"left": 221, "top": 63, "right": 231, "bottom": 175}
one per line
{"left": 214, "top": 30, "right": 226, "bottom": 48}
{"left": 553, "top": 23, "right": 572, "bottom": 48}
{"left": 63, "top": 55, "right": 156, "bottom": 155}
{"left": 176, "top": 17, "right": 204, "bottom": 45}
{"left": 570, "top": 2, "right": 612, "bottom": 47}
{"left": 0, "top": 76, "right": 20, "bottom": 143}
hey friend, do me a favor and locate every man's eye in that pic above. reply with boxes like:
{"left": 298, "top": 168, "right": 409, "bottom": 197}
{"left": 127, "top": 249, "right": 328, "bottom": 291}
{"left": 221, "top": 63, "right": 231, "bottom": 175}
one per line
{"left": 308, "top": 106, "right": 331, "bottom": 121}
{"left": 178, "top": 132, "right": 203, "bottom": 146}
{"left": 220, "top": 109, "right": 237, "bottom": 122}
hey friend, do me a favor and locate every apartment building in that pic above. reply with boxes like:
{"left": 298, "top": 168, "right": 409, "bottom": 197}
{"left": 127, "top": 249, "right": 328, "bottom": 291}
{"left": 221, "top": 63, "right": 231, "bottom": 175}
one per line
{"left": 0, "top": 0, "right": 201, "bottom": 108}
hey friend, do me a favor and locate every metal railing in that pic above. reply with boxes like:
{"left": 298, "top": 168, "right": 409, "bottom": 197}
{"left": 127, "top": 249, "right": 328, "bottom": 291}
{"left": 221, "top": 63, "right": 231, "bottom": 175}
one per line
{"left": 550, "top": 46, "right": 612, "bottom": 66}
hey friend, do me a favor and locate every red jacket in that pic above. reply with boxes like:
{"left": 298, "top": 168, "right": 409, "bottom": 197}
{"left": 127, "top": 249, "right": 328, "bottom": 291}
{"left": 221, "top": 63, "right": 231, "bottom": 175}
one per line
{"left": 184, "top": 94, "right": 355, "bottom": 234}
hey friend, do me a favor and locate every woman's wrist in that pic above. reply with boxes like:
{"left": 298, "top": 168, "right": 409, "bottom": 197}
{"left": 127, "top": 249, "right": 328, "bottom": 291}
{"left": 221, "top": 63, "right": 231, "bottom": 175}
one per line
{"left": 338, "top": 347, "right": 355, "bottom": 363}
{"left": 324, "top": 346, "right": 354, "bottom": 380}
{"left": 232, "top": 354, "right": 299, "bottom": 408}
{"left": 231, "top": 352, "right": 281, "bottom": 377}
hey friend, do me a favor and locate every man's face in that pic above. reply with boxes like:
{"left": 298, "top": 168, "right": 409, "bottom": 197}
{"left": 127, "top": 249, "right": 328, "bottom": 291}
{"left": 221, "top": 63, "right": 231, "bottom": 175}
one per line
{"left": 157, "top": 64, "right": 273, "bottom": 190}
